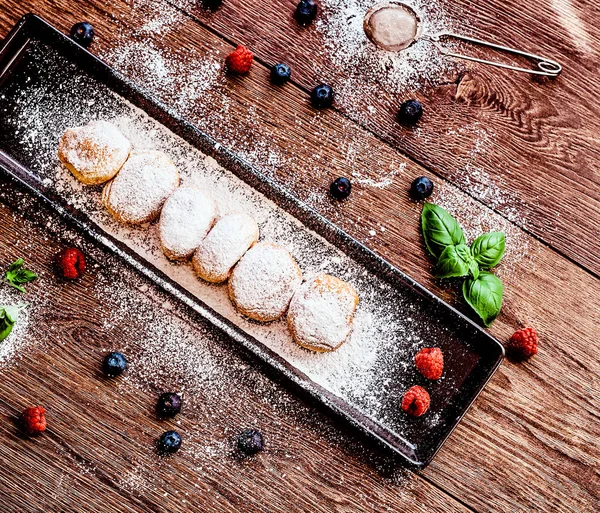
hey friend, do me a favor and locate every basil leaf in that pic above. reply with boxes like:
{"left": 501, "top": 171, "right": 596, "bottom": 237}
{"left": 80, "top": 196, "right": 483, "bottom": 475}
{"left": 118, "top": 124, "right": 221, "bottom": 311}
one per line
{"left": 469, "top": 260, "right": 480, "bottom": 280}
{"left": 0, "top": 321, "right": 13, "bottom": 342}
{"left": 14, "top": 269, "right": 38, "bottom": 284}
{"left": 436, "top": 244, "right": 472, "bottom": 278}
{"left": 421, "top": 203, "right": 466, "bottom": 260}
{"left": 2, "top": 304, "right": 23, "bottom": 324}
{"left": 462, "top": 272, "right": 503, "bottom": 326}
{"left": 470, "top": 232, "right": 505, "bottom": 269}
{"left": 7, "top": 258, "right": 24, "bottom": 273}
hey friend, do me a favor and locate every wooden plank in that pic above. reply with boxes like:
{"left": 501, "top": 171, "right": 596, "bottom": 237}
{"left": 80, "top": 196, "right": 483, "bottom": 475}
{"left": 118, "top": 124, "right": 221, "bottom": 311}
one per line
{"left": 0, "top": 198, "right": 471, "bottom": 513}
{"left": 168, "top": 0, "right": 600, "bottom": 275}
{"left": 0, "top": 1, "right": 598, "bottom": 512}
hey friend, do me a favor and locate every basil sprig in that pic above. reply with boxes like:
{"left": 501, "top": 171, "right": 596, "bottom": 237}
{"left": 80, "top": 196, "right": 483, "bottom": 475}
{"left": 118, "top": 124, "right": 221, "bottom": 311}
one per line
{"left": 4, "top": 258, "right": 37, "bottom": 293}
{"left": 0, "top": 303, "right": 27, "bottom": 342}
{"left": 422, "top": 203, "right": 505, "bottom": 326}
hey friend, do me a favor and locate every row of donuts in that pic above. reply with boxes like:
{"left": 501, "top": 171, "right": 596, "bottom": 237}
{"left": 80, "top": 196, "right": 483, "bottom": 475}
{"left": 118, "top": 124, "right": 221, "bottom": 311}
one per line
{"left": 57, "top": 120, "right": 359, "bottom": 352}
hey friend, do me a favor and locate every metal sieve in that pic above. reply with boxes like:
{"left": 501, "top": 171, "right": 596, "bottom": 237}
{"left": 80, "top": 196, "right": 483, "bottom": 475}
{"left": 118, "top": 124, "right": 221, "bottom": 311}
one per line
{"left": 363, "top": 2, "right": 562, "bottom": 77}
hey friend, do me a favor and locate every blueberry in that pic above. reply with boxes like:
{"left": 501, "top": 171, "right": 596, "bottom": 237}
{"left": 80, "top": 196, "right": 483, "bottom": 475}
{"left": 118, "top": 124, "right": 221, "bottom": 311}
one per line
{"left": 295, "top": 0, "right": 318, "bottom": 25}
{"left": 70, "top": 22, "right": 95, "bottom": 48}
{"left": 311, "top": 83, "right": 334, "bottom": 109}
{"left": 237, "top": 429, "right": 264, "bottom": 456}
{"left": 201, "top": 0, "right": 223, "bottom": 10}
{"left": 102, "top": 351, "right": 128, "bottom": 377}
{"left": 271, "top": 63, "right": 291, "bottom": 85}
{"left": 156, "top": 392, "right": 182, "bottom": 419}
{"left": 329, "top": 177, "right": 352, "bottom": 200}
{"left": 157, "top": 430, "right": 182, "bottom": 454}
{"left": 398, "top": 99, "right": 423, "bottom": 125}
{"left": 410, "top": 176, "right": 434, "bottom": 200}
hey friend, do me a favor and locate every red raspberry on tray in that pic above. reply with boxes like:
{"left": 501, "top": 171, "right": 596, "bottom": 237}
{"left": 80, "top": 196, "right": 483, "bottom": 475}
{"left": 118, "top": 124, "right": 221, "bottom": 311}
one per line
{"left": 225, "top": 45, "right": 254, "bottom": 75}
{"left": 507, "top": 327, "right": 538, "bottom": 360}
{"left": 21, "top": 406, "right": 47, "bottom": 435}
{"left": 415, "top": 347, "right": 444, "bottom": 380}
{"left": 402, "top": 385, "right": 430, "bottom": 417}
{"left": 54, "top": 247, "right": 86, "bottom": 280}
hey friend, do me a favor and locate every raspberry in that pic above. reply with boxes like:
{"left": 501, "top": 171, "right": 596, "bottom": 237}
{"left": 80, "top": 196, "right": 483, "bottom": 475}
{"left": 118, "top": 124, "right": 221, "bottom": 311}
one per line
{"left": 507, "top": 327, "right": 538, "bottom": 359}
{"left": 21, "top": 406, "right": 46, "bottom": 435}
{"left": 54, "top": 247, "right": 86, "bottom": 280}
{"left": 401, "top": 386, "right": 430, "bottom": 417}
{"left": 414, "top": 347, "right": 444, "bottom": 380}
{"left": 225, "top": 45, "right": 253, "bottom": 75}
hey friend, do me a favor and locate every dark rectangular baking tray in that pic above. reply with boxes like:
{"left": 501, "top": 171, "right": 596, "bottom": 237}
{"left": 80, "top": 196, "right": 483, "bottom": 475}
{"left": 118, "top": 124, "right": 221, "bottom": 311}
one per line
{"left": 0, "top": 14, "right": 504, "bottom": 468}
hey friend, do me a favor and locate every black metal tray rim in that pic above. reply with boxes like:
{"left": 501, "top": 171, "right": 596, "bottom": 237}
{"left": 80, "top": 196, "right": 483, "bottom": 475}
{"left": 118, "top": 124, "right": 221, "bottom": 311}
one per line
{"left": 0, "top": 14, "right": 505, "bottom": 468}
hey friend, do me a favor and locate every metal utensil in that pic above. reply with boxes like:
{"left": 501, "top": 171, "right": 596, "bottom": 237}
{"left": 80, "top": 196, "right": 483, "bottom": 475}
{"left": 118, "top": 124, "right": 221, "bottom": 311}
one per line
{"left": 363, "top": 2, "right": 562, "bottom": 77}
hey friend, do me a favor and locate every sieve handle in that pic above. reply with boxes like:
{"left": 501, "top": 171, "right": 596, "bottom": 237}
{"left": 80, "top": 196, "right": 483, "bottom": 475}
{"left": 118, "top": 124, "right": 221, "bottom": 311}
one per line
{"left": 427, "top": 32, "right": 562, "bottom": 77}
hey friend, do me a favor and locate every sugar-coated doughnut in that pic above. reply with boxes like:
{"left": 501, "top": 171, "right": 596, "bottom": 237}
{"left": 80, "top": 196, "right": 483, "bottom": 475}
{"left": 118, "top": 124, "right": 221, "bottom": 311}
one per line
{"left": 58, "top": 120, "right": 131, "bottom": 185}
{"left": 287, "top": 274, "right": 359, "bottom": 352}
{"left": 102, "top": 151, "right": 180, "bottom": 225}
{"left": 159, "top": 187, "right": 217, "bottom": 260}
{"left": 192, "top": 213, "right": 259, "bottom": 283}
{"left": 228, "top": 242, "right": 302, "bottom": 322}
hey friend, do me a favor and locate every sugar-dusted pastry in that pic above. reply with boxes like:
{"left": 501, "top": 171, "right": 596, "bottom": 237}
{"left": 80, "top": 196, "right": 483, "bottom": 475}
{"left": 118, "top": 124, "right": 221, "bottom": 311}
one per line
{"left": 228, "top": 242, "right": 302, "bottom": 322}
{"left": 287, "top": 274, "right": 359, "bottom": 352}
{"left": 102, "top": 151, "right": 180, "bottom": 225}
{"left": 159, "top": 187, "right": 217, "bottom": 260}
{"left": 192, "top": 213, "right": 259, "bottom": 283}
{"left": 58, "top": 120, "right": 131, "bottom": 185}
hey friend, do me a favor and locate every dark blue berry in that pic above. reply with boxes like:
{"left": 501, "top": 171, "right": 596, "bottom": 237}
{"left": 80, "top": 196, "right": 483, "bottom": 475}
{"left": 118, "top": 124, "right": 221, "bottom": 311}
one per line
{"left": 156, "top": 392, "right": 182, "bottom": 419}
{"left": 410, "top": 176, "right": 434, "bottom": 200}
{"left": 271, "top": 63, "right": 291, "bottom": 85}
{"left": 102, "top": 351, "right": 128, "bottom": 377}
{"left": 330, "top": 177, "right": 352, "bottom": 200}
{"left": 398, "top": 99, "right": 423, "bottom": 125}
{"left": 201, "top": 0, "right": 223, "bottom": 10}
{"left": 70, "top": 22, "right": 95, "bottom": 48}
{"left": 237, "top": 429, "right": 264, "bottom": 456}
{"left": 295, "top": 0, "right": 318, "bottom": 25}
{"left": 311, "top": 83, "right": 334, "bottom": 109}
{"left": 157, "top": 430, "right": 182, "bottom": 454}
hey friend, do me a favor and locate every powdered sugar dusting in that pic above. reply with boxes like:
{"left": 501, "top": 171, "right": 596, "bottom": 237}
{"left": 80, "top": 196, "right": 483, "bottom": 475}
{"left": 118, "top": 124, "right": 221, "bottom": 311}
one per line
{"left": 316, "top": 0, "right": 456, "bottom": 116}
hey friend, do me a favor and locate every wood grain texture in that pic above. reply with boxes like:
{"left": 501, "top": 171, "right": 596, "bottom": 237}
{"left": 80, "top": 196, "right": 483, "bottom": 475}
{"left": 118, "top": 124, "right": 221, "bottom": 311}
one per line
{"left": 173, "top": 0, "right": 600, "bottom": 274}
{"left": 0, "top": 196, "right": 471, "bottom": 513}
{"left": 0, "top": 0, "right": 598, "bottom": 512}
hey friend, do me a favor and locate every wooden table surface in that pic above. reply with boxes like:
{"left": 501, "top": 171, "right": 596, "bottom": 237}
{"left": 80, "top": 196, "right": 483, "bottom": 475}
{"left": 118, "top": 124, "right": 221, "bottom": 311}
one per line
{"left": 0, "top": 0, "right": 599, "bottom": 511}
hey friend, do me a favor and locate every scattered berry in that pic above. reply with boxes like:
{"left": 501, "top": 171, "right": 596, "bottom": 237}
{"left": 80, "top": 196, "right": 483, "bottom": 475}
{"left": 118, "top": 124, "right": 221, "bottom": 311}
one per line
{"left": 398, "top": 99, "right": 423, "bottom": 125}
{"left": 54, "top": 247, "right": 86, "bottom": 280}
{"left": 401, "top": 386, "right": 430, "bottom": 417}
{"left": 21, "top": 406, "right": 46, "bottom": 435}
{"left": 156, "top": 392, "right": 182, "bottom": 419}
{"left": 201, "top": 0, "right": 223, "bottom": 10}
{"left": 410, "top": 176, "right": 434, "bottom": 201}
{"left": 226, "top": 45, "right": 254, "bottom": 75}
{"left": 237, "top": 429, "right": 264, "bottom": 456}
{"left": 507, "top": 327, "right": 538, "bottom": 360}
{"left": 414, "top": 347, "right": 444, "bottom": 380}
{"left": 69, "top": 22, "right": 95, "bottom": 48}
{"left": 311, "top": 83, "right": 334, "bottom": 109}
{"left": 271, "top": 63, "right": 291, "bottom": 85}
{"left": 295, "top": 0, "right": 318, "bottom": 25}
{"left": 157, "top": 430, "right": 182, "bottom": 454}
{"left": 102, "top": 351, "right": 128, "bottom": 377}
{"left": 329, "top": 177, "right": 352, "bottom": 200}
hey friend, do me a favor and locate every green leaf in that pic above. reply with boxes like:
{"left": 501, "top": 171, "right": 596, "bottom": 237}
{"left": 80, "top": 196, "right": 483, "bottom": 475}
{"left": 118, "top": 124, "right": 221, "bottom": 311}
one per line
{"left": 0, "top": 304, "right": 27, "bottom": 343}
{"left": 462, "top": 272, "right": 503, "bottom": 327}
{"left": 470, "top": 232, "right": 505, "bottom": 269}
{"left": 4, "top": 258, "right": 37, "bottom": 293}
{"left": 421, "top": 203, "right": 466, "bottom": 260}
{"left": 7, "top": 258, "right": 24, "bottom": 273}
{"left": 0, "top": 322, "right": 13, "bottom": 342}
{"left": 436, "top": 244, "right": 472, "bottom": 279}
{"left": 469, "top": 259, "right": 480, "bottom": 280}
